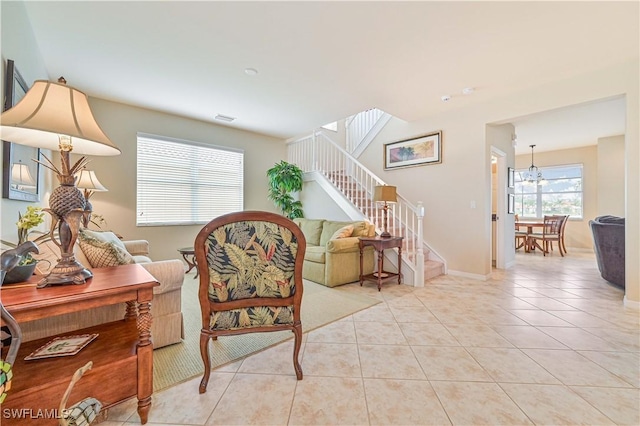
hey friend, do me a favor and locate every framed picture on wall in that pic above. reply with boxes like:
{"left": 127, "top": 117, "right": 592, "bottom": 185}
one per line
{"left": 508, "top": 193, "right": 515, "bottom": 214}
{"left": 383, "top": 131, "right": 442, "bottom": 170}
{"left": 2, "top": 59, "right": 41, "bottom": 202}
{"left": 508, "top": 167, "right": 515, "bottom": 188}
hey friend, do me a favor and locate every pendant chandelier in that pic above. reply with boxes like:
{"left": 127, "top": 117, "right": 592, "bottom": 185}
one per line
{"left": 525, "top": 144, "right": 545, "bottom": 185}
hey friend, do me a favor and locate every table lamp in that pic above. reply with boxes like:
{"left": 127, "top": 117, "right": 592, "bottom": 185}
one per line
{"left": 0, "top": 77, "right": 120, "bottom": 287}
{"left": 10, "top": 161, "right": 36, "bottom": 189}
{"left": 75, "top": 169, "right": 108, "bottom": 227}
{"left": 373, "top": 185, "right": 397, "bottom": 238}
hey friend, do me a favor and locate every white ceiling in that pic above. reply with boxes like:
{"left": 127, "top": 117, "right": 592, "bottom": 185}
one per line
{"left": 21, "top": 1, "right": 638, "bottom": 149}
{"left": 510, "top": 96, "right": 627, "bottom": 155}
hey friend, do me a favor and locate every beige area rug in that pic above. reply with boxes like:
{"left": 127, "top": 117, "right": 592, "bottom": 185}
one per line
{"left": 153, "top": 275, "right": 380, "bottom": 392}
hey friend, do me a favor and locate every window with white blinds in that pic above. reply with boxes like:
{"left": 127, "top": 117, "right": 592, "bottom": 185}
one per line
{"left": 136, "top": 134, "right": 244, "bottom": 226}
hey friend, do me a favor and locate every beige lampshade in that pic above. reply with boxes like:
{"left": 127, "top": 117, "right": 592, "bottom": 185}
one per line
{"left": 11, "top": 162, "right": 36, "bottom": 186}
{"left": 374, "top": 185, "right": 397, "bottom": 203}
{"left": 75, "top": 169, "right": 108, "bottom": 192}
{"left": 0, "top": 79, "right": 120, "bottom": 155}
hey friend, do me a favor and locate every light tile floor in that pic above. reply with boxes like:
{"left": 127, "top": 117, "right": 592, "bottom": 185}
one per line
{"left": 105, "top": 251, "right": 639, "bottom": 425}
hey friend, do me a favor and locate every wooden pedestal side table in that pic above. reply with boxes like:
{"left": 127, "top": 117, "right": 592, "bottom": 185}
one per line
{"left": 0, "top": 264, "right": 159, "bottom": 425}
{"left": 178, "top": 247, "right": 198, "bottom": 278}
{"left": 358, "top": 236, "right": 403, "bottom": 291}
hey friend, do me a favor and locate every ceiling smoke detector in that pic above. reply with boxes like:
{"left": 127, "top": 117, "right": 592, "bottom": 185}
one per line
{"left": 462, "top": 87, "right": 475, "bottom": 95}
{"left": 441, "top": 95, "right": 451, "bottom": 102}
{"left": 244, "top": 68, "right": 258, "bottom": 76}
{"left": 215, "top": 114, "right": 236, "bottom": 122}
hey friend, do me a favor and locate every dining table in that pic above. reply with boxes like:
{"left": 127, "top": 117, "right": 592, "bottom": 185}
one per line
{"left": 515, "top": 220, "right": 544, "bottom": 252}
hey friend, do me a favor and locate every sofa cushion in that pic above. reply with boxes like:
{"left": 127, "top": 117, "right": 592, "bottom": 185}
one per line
{"left": 331, "top": 224, "right": 354, "bottom": 240}
{"left": 293, "top": 218, "right": 324, "bottom": 246}
{"left": 304, "top": 246, "right": 326, "bottom": 263}
{"left": 133, "top": 255, "right": 152, "bottom": 264}
{"left": 321, "top": 220, "right": 365, "bottom": 246}
{"left": 78, "top": 229, "right": 135, "bottom": 268}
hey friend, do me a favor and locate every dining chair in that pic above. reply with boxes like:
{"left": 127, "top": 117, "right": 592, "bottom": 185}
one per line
{"left": 514, "top": 214, "right": 529, "bottom": 251}
{"left": 559, "top": 215, "right": 570, "bottom": 255}
{"left": 194, "top": 211, "right": 306, "bottom": 394}
{"left": 528, "top": 215, "right": 564, "bottom": 256}
{"left": 544, "top": 214, "right": 570, "bottom": 255}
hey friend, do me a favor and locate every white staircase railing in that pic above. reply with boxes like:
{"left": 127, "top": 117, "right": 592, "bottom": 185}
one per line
{"left": 288, "top": 131, "right": 425, "bottom": 285}
{"left": 345, "top": 108, "right": 391, "bottom": 157}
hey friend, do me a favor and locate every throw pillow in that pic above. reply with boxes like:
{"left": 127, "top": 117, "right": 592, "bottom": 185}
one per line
{"left": 330, "top": 224, "right": 354, "bottom": 240}
{"left": 78, "top": 229, "right": 134, "bottom": 268}
{"left": 351, "top": 221, "right": 371, "bottom": 237}
{"left": 79, "top": 229, "right": 126, "bottom": 250}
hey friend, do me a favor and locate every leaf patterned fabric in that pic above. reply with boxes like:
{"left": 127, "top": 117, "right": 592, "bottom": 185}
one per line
{"left": 210, "top": 306, "right": 294, "bottom": 331}
{"left": 204, "top": 220, "right": 299, "bottom": 330}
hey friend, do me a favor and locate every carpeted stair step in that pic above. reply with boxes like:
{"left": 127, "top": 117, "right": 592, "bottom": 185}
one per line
{"left": 424, "top": 260, "right": 445, "bottom": 281}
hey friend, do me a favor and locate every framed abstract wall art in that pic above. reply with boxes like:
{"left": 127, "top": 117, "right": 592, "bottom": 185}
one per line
{"left": 384, "top": 131, "right": 442, "bottom": 170}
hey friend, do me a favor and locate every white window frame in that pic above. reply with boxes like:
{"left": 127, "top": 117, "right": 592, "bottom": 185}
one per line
{"left": 136, "top": 133, "right": 244, "bottom": 226}
{"left": 514, "top": 163, "right": 583, "bottom": 219}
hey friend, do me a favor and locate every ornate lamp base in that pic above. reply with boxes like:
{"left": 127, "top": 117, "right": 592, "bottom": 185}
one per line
{"left": 37, "top": 260, "right": 92, "bottom": 288}
{"left": 380, "top": 203, "right": 392, "bottom": 238}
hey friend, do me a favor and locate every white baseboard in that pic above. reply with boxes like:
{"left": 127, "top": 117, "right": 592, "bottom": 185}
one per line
{"left": 447, "top": 269, "right": 491, "bottom": 281}
{"left": 564, "top": 246, "right": 594, "bottom": 253}
{"left": 623, "top": 296, "right": 640, "bottom": 310}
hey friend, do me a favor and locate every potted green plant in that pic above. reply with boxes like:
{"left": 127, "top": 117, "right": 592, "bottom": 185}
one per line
{"left": 267, "top": 161, "right": 304, "bottom": 219}
{"left": 1, "top": 206, "right": 48, "bottom": 283}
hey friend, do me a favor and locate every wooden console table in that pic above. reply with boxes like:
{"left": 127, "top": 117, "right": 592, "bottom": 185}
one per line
{"left": 359, "top": 236, "right": 403, "bottom": 291}
{"left": 1, "top": 264, "right": 159, "bottom": 425}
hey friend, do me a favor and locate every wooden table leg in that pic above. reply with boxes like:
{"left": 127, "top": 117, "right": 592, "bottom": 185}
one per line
{"left": 377, "top": 248, "right": 384, "bottom": 291}
{"left": 136, "top": 294, "right": 153, "bottom": 424}
{"left": 181, "top": 251, "right": 198, "bottom": 278}
{"left": 397, "top": 245, "right": 402, "bottom": 285}
{"left": 359, "top": 244, "right": 364, "bottom": 286}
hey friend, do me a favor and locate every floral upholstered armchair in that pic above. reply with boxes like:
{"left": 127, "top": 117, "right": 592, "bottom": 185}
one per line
{"left": 194, "top": 211, "right": 306, "bottom": 394}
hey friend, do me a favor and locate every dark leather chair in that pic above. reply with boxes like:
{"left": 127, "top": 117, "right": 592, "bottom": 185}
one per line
{"left": 194, "top": 211, "right": 306, "bottom": 393}
{"left": 589, "top": 215, "right": 625, "bottom": 288}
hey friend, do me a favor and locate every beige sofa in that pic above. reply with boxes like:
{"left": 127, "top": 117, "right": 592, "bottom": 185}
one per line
{"left": 23, "top": 235, "right": 185, "bottom": 348}
{"left": 293, "top": 218, "right": 375, "bottom": 287}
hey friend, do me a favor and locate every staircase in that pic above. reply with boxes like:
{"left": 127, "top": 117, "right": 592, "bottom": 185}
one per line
{"left": 345, "top": 108, "right": 392, "bottom": 158}
{"left": 288, "top": 131, "right": 445, "bottom": 285}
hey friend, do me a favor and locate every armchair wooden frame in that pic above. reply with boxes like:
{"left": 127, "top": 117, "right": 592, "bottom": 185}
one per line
{"left": 194, "top": 211, "right": 306, "bottom": 394}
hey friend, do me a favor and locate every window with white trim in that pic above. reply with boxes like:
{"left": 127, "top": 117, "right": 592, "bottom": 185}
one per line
{"left": 514, "top": 164, "right": 583, "bottom": 219}
{"left": 136, "top": 133, "right": 244, "bottom": 226}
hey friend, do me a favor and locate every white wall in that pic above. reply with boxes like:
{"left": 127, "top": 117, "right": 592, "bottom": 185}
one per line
{"left": 597, "top": 135, "right": 625, "bottom": 216}
{"left": 300, "top": 179, "right": 351, "bottom": 222}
